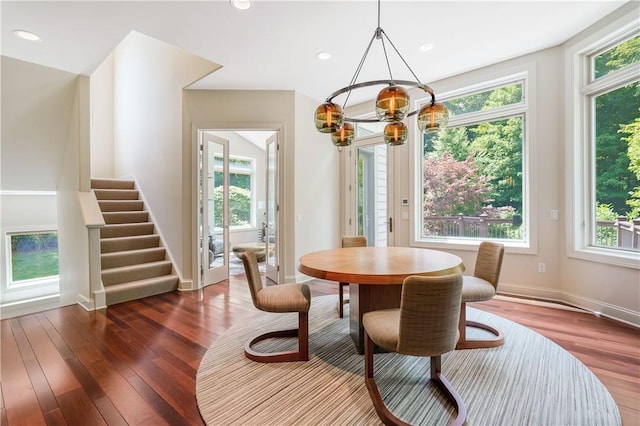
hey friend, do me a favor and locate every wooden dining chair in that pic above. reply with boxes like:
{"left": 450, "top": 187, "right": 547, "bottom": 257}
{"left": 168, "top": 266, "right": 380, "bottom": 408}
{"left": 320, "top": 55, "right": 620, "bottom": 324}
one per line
{"left": 363, "top": 274, "right": 465, "bottom": 426}
{"left": 338, "top": 235, "right": 367, "bottom": 318}
{"left": 456, "top": 241, "right": 505, "bottom": 350}
{"left": 241, "top": 251, "right": 311, "bottom": 362}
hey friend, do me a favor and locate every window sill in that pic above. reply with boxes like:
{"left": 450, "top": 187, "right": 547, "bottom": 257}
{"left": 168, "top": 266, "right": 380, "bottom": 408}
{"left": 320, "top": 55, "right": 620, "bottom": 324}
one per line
{"left": 569, "top": 247, "right": 640, "bottom": 270}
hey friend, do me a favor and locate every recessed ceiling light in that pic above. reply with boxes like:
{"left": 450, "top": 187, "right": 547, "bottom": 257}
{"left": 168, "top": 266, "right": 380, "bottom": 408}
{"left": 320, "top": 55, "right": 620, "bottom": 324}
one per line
{"left": 231, "top": 0, "right": 252, "bottom": 10}
{"left": 419, "top": 42, "right": 434, "bottom": 52}
{"left": 316, "top": 51, "right": 331, "bottom": 61}
{"left": 13, "top": 29, "right": 40, "bottom": 41}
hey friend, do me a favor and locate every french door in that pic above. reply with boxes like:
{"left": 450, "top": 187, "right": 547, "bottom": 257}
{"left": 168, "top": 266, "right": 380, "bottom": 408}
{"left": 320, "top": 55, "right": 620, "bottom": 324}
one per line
{"left": 265, "top": 134, "right": 279, "bottom": 283}
{"left": 346, "top": 136, "right": 394, "bottom": 247}
{"left": 199, "top": 132, "right": 229, "bottom": 286}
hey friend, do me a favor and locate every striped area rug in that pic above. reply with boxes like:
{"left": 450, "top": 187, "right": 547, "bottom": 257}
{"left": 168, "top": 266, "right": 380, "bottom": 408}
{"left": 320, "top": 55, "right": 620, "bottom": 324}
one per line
{"left": 196, "top": 295, "right": 620, "bottom": 425}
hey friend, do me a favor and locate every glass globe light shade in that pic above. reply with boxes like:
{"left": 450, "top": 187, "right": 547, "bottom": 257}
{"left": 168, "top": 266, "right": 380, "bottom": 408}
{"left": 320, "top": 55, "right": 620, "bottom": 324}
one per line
{"left": 376, "top": 85, "right": 410, "bottom": 121}
{"left": 383, "top": 121, "right": 408, "bottom": 146}
{"left": 314, "top": 102, "right": 344, "bottom": 133}
{"left": 331, "top": 122, "right": 355, "bottom": 147}
{"left": 417, "top": 102, "right": 449, "bottom": 133}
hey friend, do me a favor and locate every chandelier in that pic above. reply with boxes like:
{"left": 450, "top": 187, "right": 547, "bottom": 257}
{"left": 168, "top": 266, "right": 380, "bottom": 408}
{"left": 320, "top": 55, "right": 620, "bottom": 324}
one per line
{"left": 314, "top": 0, "right": 449, "bottom": 148}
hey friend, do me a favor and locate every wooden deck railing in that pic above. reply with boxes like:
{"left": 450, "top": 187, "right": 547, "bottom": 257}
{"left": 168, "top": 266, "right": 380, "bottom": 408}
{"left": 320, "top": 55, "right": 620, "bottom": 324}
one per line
{"left": 424, "top": 214, "right": 523, "bottom": 240}
{"left": 425, "top": 214, "right": 640, "bottom": 249}
{"left": 597, "top": 216, "right": 640, "bottom": 249}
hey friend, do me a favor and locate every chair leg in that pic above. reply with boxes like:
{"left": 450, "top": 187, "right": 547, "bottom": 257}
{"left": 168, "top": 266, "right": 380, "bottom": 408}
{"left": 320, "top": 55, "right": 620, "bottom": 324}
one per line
{"left": 456, "top": 302, "right": 504, "bottom": 350}
{"left": 244, "top": 311, "right": 309, "bottom": 363}
{"left": 430, "top": 356, "right": 467, "bottom": 426}
{"left": 364, "top": 331, "right": 409, "bottom": 426}
{"left": 365, "top": 332, "right": 466, "bottom": 426}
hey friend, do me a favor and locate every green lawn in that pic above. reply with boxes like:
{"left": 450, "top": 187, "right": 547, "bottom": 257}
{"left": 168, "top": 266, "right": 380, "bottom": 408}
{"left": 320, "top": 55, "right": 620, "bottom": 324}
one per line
{"left": 12, "top": 249, "right": 59, "bottom": 281}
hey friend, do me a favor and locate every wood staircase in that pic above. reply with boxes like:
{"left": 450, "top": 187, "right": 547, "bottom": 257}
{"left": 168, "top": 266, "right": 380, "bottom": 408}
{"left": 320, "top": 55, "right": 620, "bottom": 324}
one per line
{"left": 91, "top": 178, "right": 179, "bottom": 305}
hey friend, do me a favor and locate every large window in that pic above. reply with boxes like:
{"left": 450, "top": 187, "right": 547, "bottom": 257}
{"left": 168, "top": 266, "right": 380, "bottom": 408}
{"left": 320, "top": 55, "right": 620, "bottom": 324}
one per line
{"left": 6, "top": 230, "right": 59, "bottom": 287}
{"left": 213, "top": 155, "right": 255, "bottom": 227}
{"left": 580, "top": 30, "right": 639, "bottom": 255}
{"left": 417, "top": 76, "right": 528, "bottom": 245}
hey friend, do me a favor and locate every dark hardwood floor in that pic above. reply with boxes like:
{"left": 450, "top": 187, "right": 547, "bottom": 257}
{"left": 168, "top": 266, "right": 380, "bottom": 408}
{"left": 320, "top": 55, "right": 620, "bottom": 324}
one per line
{"left": 2, "top": 275, "right": 639, "bottom": 425}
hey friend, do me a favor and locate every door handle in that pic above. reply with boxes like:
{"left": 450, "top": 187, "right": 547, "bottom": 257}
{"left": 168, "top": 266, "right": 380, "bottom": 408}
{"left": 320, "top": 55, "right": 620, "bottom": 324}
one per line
{"left": 389, "top": 217, "right": 393, "bottom": 233}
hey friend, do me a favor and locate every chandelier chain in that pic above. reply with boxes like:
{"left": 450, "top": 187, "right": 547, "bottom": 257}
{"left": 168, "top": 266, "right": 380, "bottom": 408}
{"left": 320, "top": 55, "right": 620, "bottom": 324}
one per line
{"left": 380, "top": 29, "right": 422, "bottom": 85}
{"left": 342, "top": 30, "right": 378, "bottom": 108}
{"left": 380, "top": 31, "right": 394, "bottom": 82}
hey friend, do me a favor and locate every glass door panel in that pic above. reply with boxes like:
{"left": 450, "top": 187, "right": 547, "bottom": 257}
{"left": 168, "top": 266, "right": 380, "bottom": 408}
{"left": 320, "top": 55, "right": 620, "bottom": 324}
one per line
{"left": 353, "top": 138, "right": 391, "bottom": 246}
{"left": 265, "top": 134, "right": 278, "bottom": 283}
{"left": 200, "top": 132, "right": 229, "bottom": 286}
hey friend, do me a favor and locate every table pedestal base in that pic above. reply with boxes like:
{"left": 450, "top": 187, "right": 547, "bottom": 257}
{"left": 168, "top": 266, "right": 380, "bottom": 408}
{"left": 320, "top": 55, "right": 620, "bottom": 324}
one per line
{"left": 349, "top": 283, "right": 402, "bottom": 354}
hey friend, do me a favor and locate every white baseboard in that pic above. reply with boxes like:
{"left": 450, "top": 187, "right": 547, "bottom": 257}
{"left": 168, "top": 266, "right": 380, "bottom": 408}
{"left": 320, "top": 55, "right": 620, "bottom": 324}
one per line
{"left": 0, "top": 294, "right": 61, "bottom": 320}
{"left": 178, "top": 279, "right": 194, "bottom": 291}
{"left": 78, "top": 294, "right": 95, "bottom": 311}
{"left": 498, "top": 282, "right": 639, "bottom": 328}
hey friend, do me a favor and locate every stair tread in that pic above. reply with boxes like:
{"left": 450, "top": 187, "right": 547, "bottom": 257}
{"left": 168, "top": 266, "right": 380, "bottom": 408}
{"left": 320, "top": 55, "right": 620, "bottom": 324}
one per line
{"left": 94, "top": 189, "right": 140, "bottom": 200}
{"left": 101, "top": 259, "right": 172, "bottom": 274}
{"left": 102, "top": 234, "right": 158, "bottom": 241}
{"left": 103, "top": 222, "right": 153, "bottom": 227}
{"left": 101, "top": 247, "right": 165, "bottom": 258}
{"left": 91, "top": 179, "right": 135, "bottom": 190}
{"left": 100, "top": 223, "right": 155, "bottom": 239}
{"left": 100, "top": 235, "right": 160, "bottom": 252}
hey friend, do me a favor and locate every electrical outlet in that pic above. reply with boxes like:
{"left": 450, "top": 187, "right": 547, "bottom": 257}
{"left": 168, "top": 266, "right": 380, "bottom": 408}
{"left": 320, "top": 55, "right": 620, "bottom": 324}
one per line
{"left": 551, "top": 210, "right": 559, "bottom": 220}
{"left": 538, "top": 263, "right": 546, "bottom": 273}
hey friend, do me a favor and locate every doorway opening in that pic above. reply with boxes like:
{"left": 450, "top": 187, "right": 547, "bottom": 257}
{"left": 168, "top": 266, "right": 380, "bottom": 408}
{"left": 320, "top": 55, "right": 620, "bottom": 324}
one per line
{"left": 345, "top": 136, "right": 394, "bottom": 247}
{"left": 198, "top": 129, "right": 278, "bottom": 287}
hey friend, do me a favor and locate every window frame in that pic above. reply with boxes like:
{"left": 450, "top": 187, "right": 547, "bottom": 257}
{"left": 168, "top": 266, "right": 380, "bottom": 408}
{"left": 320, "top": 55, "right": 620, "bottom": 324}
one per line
{"left": 2, "top": 226, "right": 60, "bottom": 292}
{"left": 412, "top": 71, "right": 534, "bottom": 252}
{"left": 566, "top": 12, "right": 640, "bottom": 268}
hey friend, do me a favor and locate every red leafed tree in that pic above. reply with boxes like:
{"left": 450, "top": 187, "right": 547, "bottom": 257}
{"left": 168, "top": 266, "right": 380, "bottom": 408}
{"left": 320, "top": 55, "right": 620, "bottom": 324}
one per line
{"left": 423, "top": 152, "right": 492, "bottom": 217}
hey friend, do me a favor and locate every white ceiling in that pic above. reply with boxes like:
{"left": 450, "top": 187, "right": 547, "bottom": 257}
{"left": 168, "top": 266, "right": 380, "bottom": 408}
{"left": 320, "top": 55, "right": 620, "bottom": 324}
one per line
{"left": 1, "top": 0, "right": 629, "bottom": 105}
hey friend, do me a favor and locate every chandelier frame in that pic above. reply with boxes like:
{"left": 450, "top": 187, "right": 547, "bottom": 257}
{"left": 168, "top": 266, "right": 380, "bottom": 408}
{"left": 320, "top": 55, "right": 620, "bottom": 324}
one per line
{"left": 324, "top": 79, "right": 436, "bottom": 124}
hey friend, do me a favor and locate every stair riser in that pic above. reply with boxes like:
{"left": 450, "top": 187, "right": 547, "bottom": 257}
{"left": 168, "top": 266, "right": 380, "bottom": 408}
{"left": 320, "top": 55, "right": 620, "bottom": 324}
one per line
{"left": 91, "top": 179, "right": 135, "bottom": 190}
{"left": 99, "top": 201, "right": 144, "bottom": 212}
{"left": 101, "top": 248, "right": 166, "bottom": 269}
{"left": 101, "top": 236, "right": 160, "bottom": 253}
{"left": 104, "top": 276, "right": 178, "bottom": 305}
{"left": 94, "top": 189, "right": 140, "bottom": 200}
{"left": 102, "top": 262, "right": 173, "bottom": 286}
{"left": 101, "top": 223, "right": 154, "bottom": 239}
{"left": 103, "top": 212, "right": 149, "bottom": 224}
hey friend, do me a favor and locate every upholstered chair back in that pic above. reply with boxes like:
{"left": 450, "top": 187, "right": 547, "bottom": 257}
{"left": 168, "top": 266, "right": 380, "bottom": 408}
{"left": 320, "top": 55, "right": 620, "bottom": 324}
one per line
{"left": 473, "top": 241, "right": 505, "bottom": 289}
{"left": 397, "top": 274, "right": 463, "bottom": 356}
{"left": 342, "top": 235, "right": 367, "bottom": 248}
{"left": 242, "top": 250, "right": 264, "bottom": 309}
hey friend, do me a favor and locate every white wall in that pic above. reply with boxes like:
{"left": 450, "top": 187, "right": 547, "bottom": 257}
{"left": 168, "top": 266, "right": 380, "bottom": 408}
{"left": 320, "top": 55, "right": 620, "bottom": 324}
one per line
{"left": 112, "top": 31, "right": 219, "bottom": 287}
{"left": 0, "top": 57, "right": 90, "bottom": 318}
{"left": 57, "top": 75, "right": 91, "bottom": 309}
{"left": 90, "top": 53, "right": 115, "bottom": 179}
{"left": 294, "top": 92, "right": 340, "bottom": 277}
{"left": 560, "top": 3, "right": 639, "bottom": 325}
{"left": 1, "top": 57, "right": 77, "bottom": 191}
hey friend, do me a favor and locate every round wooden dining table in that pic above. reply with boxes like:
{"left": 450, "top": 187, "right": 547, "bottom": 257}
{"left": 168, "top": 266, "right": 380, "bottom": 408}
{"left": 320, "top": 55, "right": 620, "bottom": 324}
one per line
{"left": 298, "top": 246, "right": 464, "bottom": 353}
